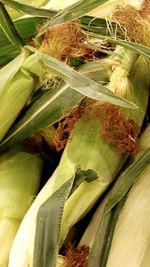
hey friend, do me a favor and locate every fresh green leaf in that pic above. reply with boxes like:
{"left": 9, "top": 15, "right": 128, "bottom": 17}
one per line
{"left": 42, "top": 53, "right": 138, "bottom": 109}
{"left": 33, "top": 178, "right": 74, "bottom": 267}
{"left": 6, "top": 0, "right": 49, "bottom": 19}
{"left": 0, "top": 16, "right": 44, "bottom": 66}
{"left": 88, "top": 198, "right": 125, "bottom": 267}
{"left": 2, "top": 0, "right": 56, "bottom": 18}
{"left": 71, "top": 168, "right": 98, "bottom": 194}
{"left": 99, "top": 198, "right": 127, "bottom": 267}
{"left": 111, "top": 39, "right": 150, "bottom": 59}
{"left": 105, "top": 148, "right": 150, "bottom": 213}
{"left": 80, "top": 15, "right": 122, "bottom": 37}
{"left": 0, "top": 2, "right": 24, "bottom": 48}
{"left": 87, "top": 32, "right": 150, "bottom": 59}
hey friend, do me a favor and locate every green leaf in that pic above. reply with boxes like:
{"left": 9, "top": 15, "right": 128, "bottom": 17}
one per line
{"left": 110, "top": 39, "right": 150, "bottom": 59}
{"left": 105, "top": 148, "right": 150, "bottom": 213}
{"left": 33, "top": 178, "right": 74, "bottom": 267}
{"left": 6, "top": 0, "right": 50, "bottom": 19}
{"left": 0, "top": 2, "right": 24, "bottom": 48}
{"left": 80, "top": 15, "right": 108, "bottom": 27}
{"left": 87, "top": 32, "right": 150, "bottom": 59}
{"left": 37, "top": 0, "right": 110, "bottom": 36}
{"left": 2, "top": 0, "right": 56, "bottom": 18}
{"left": 0, "top": 16, "right": 44, "bottom": 66}
{"left": 42, "top": 53, "right": 138, "bottom": 109}
{"left": 71, "top": 168, "right": 98, "bottom": 194}
{"left": 88, "top": 197, "right": 126, "bottom": 267}
{"left": 99, "top": 198, "right": 127, "bottom": 267}
{"left": 80, "top": 15, "right": 122, "bottom": 37}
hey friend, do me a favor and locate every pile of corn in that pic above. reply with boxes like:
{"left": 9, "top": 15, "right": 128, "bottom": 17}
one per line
{"left": 0, "top": 0, "right": 150, "bottom": 267}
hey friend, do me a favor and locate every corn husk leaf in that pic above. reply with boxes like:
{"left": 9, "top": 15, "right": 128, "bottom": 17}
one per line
{"left": 0, "top": 2, "right": 24, "bottom": 48}
{"left": 105, "top": 149, "right": 150, "bottom": 213}
{"left": 80, "top": 15, "right": 122, "bottom": 37}
{"left": 87, "top": 32, "right": 150, "bottom": 59}
{"left": 7, "top": 0, "right": 49, "bottom": 19}
{"left": 2, "top": 0, "right": 56, "bottom": 18}
{"left": 33, "top": 178, "right": 74, "bottom": 267}
{"left": 0, "top": 16, "right": 44, "bottom": 67}
{"left": 42, "top": 52, "right": 138, "bottom": 109}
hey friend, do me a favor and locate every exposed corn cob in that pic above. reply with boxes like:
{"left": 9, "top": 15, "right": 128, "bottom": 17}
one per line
{"left": 8, "top": 47, "right": 149, "bottom": 267}
{"left": 0, "top": 147, "right": 42, "bottom": 267}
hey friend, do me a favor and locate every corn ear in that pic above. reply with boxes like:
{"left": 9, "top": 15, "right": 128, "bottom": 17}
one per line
{"left": 59, "top": 52, "right": 149, "bottom": 246}
{"left": 0, "top": 49, "right": 45, "bottom": 142}
{"left": 9, "top": 47, "right": 150, "bottom": 267}
{"left": 79, "top": 124, "right": 150, "bottom": 267}
{"left": 0, "top": 148, "right": 42, "bottom": 267}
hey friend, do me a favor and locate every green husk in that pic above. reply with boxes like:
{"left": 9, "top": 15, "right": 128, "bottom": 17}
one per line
{"left": 0, "top": 147, "right": 42, "bottom": 267}
{"left": 0, "top": 48, "right": 45, "bottom": 143}
{"left": 7, "top": 0, "right": 49, "bottom": 20}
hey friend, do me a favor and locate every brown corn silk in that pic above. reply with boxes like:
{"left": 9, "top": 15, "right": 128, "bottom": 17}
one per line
{"left": 65, "top": 245, "right": 89, "bottom": 267}
{"left": 86, "top": 102, "right": 139, "bottom": 154}
{"left": 54, "top": 100, "right": 139, "bottom": 154}
{"left": 113, "top": 1, "right": 150, "bottom": 46}
{"left": 40, "top": 22, "right": 91, "bottom": 60}
{"left": 54, "top": 100, "right": 86, "bottom": 151}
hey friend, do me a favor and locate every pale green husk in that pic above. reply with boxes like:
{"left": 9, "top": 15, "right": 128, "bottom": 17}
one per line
{"left": 0, "top": 148, "right": 42, "bottom": 267}
{"left": 0, "top": 49, "right": 45, "bottom": 143}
